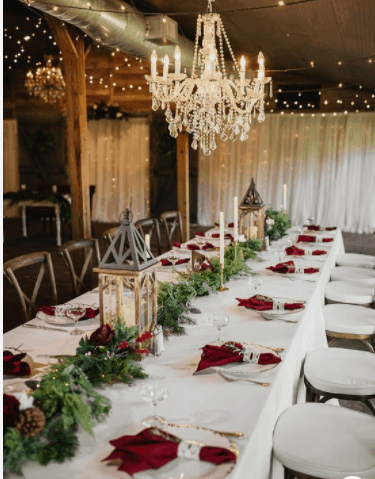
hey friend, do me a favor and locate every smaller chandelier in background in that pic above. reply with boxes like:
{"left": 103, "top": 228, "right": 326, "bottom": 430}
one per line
{"left": 25, "top": 56, "right": 66, "bottom": 104}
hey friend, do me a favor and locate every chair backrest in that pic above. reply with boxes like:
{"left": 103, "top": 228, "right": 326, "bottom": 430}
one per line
{"left": 59, "top": 238, "right": 101, "bottom": 296}
{"left": 134, "top": 218, "right": 162, "bottom": 256}
{"left": 3, "top": 252, "right": 57, "bottom": 323}
{"left": 102, "top": 226, "right": 120, "bottom": 248}
{"left": 160, "top": 211, "right": 183, "bottom": 250}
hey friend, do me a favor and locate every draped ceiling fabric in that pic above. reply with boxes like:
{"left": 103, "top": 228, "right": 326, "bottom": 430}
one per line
{"left": 198, "top": 112, "right": 375, "bottom": 233}
{"left": 3, "top": 119, "right": 20, "bottom": 217}
{"left": 87, "top": 118, "right": 150, "bottom": 223}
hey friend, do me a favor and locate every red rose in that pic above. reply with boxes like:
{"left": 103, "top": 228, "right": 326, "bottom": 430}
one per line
{"left": 3, "top": 351, "right": 31, "bottom": 376}
{"left": 137, "top": 349, "right": 150, "bottom": 356}
{"left": 89, "top": 325, "right": 114, "bottom": 346}
{"left": 118, "top": 341, "right": 128, "bottom": 350}
{"left": 3, "top": 393, "right": 20, "bottom": 429}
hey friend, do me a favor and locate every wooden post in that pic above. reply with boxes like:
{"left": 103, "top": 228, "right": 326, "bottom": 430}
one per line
{"left": 45, "top": 15, "right": 91, "bottom": 241}
{"left": 176, "top": 130, "right": 190, "bottom": 242}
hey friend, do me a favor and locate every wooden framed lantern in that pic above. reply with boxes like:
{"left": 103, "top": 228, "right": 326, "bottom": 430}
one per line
{"left": 239, "top": 178, "right": 266, "bottom": 241}
{"left": 94, "top": 209, "right": 158, "bottom": 334}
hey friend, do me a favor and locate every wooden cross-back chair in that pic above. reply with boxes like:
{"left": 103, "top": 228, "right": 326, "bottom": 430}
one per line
{"left": 3, "top": 252, "right": 57, "bottom": 323}
{"left": 134, "top": 218, "right": 162, "bottom": 256}
{"left": 160, "top": 211, "right": 183, "bottom": 250}
{"left": 102, "top": 226, "right": 120, "bottom": 248}
{"left": 59, "top": 238, "right": 101, "bottom": 296}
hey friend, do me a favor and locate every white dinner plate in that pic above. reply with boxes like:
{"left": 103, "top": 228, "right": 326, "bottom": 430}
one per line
{"left": 259, "top": 308, "right": 305, "bottom": 320}
{"left": 36, "top": 306, "right": 99, "bottom": 326}
{"left": 96, "top": 420, "right": 238, "bottom": 479}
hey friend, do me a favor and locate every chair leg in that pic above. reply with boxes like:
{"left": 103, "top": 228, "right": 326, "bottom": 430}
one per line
{"left": 361, "top": 339, "right": 375, "bottom": 353}
{"left": 284, "top": 468, "right": 295, "bottom": 479}
{"left": 363, "top": 400, "right": 375, "bottom": 416}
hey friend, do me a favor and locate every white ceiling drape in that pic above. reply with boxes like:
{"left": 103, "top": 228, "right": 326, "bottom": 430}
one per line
{"left": 198, "top": 112, "right": 375, "bottom": 233}
{"left": 87, "top": 118, "right": 150, "bottom": 223}
{"left": 3, "top": 119, "right": 20, "bottom": 217}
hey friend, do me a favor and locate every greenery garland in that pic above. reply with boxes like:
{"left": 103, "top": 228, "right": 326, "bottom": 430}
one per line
{"left": 265, "top": 208, "right": 291, "bottom": 243}
{"left": 3, "top": 189, "right": 71, "bottom": 223}
{"left": 3, "top": 323, "right": 149, "bottom": 475}
{"left": 157, "top": 239, "right": 262, "bottom": 335}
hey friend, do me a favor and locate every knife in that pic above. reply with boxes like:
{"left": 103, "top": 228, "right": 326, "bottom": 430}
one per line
{"left": 22, "top": 324, "right": 69, "bottom": 333}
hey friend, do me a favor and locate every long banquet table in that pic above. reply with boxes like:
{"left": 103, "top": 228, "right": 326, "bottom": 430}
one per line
{"left": 4, "top": 228, "right": 345, "bottom": 479}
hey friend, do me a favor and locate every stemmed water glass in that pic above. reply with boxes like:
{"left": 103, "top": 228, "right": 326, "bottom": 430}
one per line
{"left": 66, "top": 304, "right": 86, "bottom": 335}
{"left": 208, "top": 313, "right": 229, "bottom": 342}
{"left": 248, "top": 276, "right": 263, "bottom": 292}
{"left": 167, "top": 251, "right": 180, "bottom": 266}
{"left": 274, "top": 250, "right": 286, "bottom": 264}
{"left": 140, "top": 379, "right": 169, "bottom": 428}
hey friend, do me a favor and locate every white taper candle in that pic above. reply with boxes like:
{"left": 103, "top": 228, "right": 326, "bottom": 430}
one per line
{"left": 233, "top": 197, "right": 238, "bottom": 243}
{"left": 220, "top": 212, "right": 225, "bottom": 264}
{"left": 283, "top": 183, "right": 287, "bottom": 211}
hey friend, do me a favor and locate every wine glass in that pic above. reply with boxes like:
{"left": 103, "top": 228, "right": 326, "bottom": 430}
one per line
{"left": 208, "top": 313, "right": 229, "bottom": 342}
{"left": 140, "top": 379, "right": 169, "bottom": 428}
{"left": 248, "top": 276, "right": 263, "bottom": 292}
{"left": 167, "top": 251, "right": 180, "bottom": 266}
{"left": 274, "top": 250, "right": 286, "bottom": 264}
{"left": 66, "top": 304, "right": 86, "bottom": 335}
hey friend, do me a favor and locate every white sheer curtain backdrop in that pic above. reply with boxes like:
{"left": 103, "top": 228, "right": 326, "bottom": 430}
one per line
{"left": 87, "top": 118, "right": 150, "bottom": 223}
{"left": 198, "top": 112, "right": 375, "bottom": 233}
{"left": 3, "top": 119, "right": 20, "bottom": 217}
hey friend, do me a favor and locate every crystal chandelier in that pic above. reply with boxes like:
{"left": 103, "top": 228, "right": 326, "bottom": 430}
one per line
{"left": 145, "top": 0, "right": 272, "bottom": 155}
{"left": 25, "top": 56, "right": 66, "bottom": 104}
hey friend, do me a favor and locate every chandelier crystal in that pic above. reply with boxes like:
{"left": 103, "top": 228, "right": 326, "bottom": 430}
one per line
{"left": 25, "top": 56, "right": 66, "bottom": 104}
{"left": 145, "top": 0, "right": 272, "bottom": 155}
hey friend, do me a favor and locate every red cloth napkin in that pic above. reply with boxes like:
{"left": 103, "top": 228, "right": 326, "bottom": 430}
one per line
{"left": 285, "top": 245, "right": 305, "bottom": 256}
{"left": 212, "top": 233, "right": 233, "bottom": 240}
{"left": 196, "top": 232, "right": 205, "bottom": 237}
{"left": 172, "top": 242, "right": 181, "bottom": 248}
{"left": 103, "top": 427, "right": 236, "bottom": 475}
{"left": 236, "top": 295, "right": 304, "bottom": 311}
{"left": 307, "top": 225, "right": 320, "bottom": 231}
{"left": 326, "top": 227, "right": 337, "bottom": 231}
{"left": 3, "top": 351, "right": 31, "bottom": 376}
{"left": 39, "top": 305, "right": 99, "bottom": 319}
{"left": 161, "top": 258, "right": 190, "bottom": 267}
{"left": 322, "top": 238, "right": 333, "bottom": 242}
{"left": 194, "top": 342, "right": 281, "bottom": 374}
{"left": 297, "top": 235, "right": 316, "bottom": 243}
{"left": 202, "top": 242, "right": 215, "bottom": 250}
{"left": 267, "top": 261, "right": 319, "bottom": 274}
{"left": 285, "top": 246, "right": 327, "bottom": 256}
{"left": 187, "top": 244, "right": 200, "bottom": 251}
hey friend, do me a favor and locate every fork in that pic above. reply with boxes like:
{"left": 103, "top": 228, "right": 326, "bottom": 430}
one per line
{"left": 214, "top": 369, "right": 269, "bottom": 387}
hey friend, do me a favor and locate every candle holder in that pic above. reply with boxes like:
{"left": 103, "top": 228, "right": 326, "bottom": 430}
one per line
{"left": 219, "top": 263, "right": 229, "bottom": 292}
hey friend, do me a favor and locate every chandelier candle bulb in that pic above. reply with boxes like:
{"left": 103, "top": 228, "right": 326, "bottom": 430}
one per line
{"left": 240, "top": 55, "right": 246, "bottom": 81}
{"left": 174, "top": 45, "right": 181, "bottom": 74}
{"left": 258, "top": 52, "right": 265, "bottom": 80}
{"left": 163, "top": 55, "right": 169, "bottom": 80}
{"left": 220, "top": 212, "right": 225, "bottom": 264}
{"left": 151, "top": 50, "right": 157, "bottom": 78}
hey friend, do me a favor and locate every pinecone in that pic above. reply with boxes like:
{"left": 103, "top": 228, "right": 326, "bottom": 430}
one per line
{"left": 15, "top": 407, "right": 46, "bottom": 438}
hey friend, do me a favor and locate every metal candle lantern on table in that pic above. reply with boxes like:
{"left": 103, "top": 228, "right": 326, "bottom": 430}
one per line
{"left": 239, "top": 177, "right": 266, "bottom": 243}
{"left": 94, "top": 209, "right": 158, "bottom": 334}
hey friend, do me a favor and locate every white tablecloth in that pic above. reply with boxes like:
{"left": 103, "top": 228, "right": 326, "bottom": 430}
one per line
{"left": 3, "top": 229, "right": 345, "bottom": 479}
